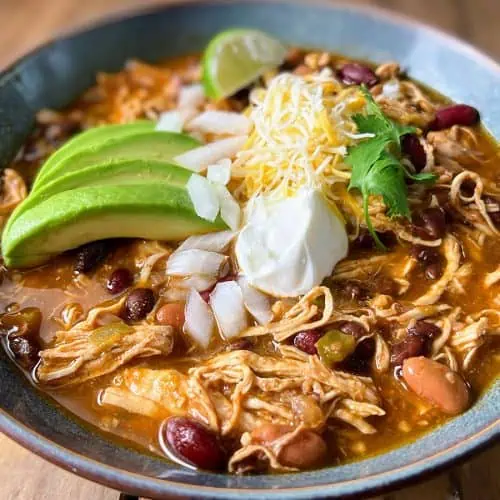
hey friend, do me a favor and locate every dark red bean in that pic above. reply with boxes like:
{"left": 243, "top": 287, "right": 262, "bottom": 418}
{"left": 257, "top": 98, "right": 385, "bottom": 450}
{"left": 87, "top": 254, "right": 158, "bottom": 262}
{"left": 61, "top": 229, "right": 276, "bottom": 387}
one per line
{"left": 227, "top": 338, "right": 253, "bottom": 351}
{"left": 407, "top": 321, "right": 441, "bottom": 339}
{"left": 391, "top": 335, "right": 428, "bottom": 366}
{"left": 199, "top": 274, "right": 237, "bottom": 303}
{"left": 484, "top": 196, "right": 500, "bottom": 226}
{"left": 339, "top": 63, "right": 378, "bottom": 86}
{"left": 339, "top": 321, "right": 368, "bottom": 340}
{"left": 8, "top": 335, "right": 40, "bottom": 370}
{"left": 162, "top": 417, "right": 225, "bottom": 470}
{"left": 412, "top": 207, "right": 446, "bottom": 240}
{"left": 410, "top": 245, "right": 440, "bottom": 264}
{"left": 74, "top": 240, "right": 112, "bottom": 274}
{"left": 0, "top": 307, "right": 42, "bottom": 337}
{"left": 107, "top": 268, "right": 133, "bottom": 295}
{"left": 430, "top": 104, "right": 480, "bottom": 131}
{"left": 425, "top": 262, "right": 442, "bottom": 280}
{"left": 293, "top": 330, "right": 323, "bottom": 355}
{"left": 123, "top": 288, "right": 156, "bottom": 322}
{"left": 340, "top": 337, "right": 375, "bottom": 375}
{"left": 343, "top": 282, "right": 368, "bottom": 301}
{"left": 352, "top": 230, "right": 375, "bottom": 249}
{"left": 402, "top": 134, "right": 427, "bottom": 172}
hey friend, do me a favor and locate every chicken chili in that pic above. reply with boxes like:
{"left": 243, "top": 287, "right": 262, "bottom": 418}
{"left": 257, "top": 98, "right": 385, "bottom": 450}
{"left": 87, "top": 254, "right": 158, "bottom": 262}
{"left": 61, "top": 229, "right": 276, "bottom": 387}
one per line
{"left": 1, "top": 31, "right": 499, "bottom": 474}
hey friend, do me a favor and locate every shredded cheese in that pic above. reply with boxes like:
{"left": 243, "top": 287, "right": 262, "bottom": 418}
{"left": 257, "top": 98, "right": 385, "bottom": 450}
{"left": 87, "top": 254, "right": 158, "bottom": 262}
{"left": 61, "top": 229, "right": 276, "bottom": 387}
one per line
{"left": 231, "top": 71, "right": 369, "bottom": 218}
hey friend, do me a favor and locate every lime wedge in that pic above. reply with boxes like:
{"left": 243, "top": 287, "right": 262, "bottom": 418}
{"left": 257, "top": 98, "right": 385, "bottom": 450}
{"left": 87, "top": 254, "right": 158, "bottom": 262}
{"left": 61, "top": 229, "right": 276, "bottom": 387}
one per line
{"left": 202, "top": 29, "right": 287, "bottom": 99}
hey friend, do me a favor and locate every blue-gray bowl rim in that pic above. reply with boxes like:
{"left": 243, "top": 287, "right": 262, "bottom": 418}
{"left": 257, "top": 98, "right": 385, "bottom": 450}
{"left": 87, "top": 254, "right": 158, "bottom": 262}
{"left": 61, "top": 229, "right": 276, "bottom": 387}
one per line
{"left": 0, "top": 1, "right": 499, "bottom": 499}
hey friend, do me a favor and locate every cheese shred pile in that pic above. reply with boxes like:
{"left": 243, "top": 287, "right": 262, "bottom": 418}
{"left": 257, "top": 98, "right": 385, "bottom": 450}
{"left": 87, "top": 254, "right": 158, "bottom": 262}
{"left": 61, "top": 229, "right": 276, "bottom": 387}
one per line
{"left": 231, "top": 69, "right": 371, "bottom": 218}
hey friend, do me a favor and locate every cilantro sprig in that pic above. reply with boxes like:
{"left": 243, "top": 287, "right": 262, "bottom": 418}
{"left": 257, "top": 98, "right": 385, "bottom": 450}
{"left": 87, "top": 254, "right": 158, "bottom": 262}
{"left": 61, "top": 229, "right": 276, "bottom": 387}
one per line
{"left": 346, "top": 87, "right": 437, "bottom": 248}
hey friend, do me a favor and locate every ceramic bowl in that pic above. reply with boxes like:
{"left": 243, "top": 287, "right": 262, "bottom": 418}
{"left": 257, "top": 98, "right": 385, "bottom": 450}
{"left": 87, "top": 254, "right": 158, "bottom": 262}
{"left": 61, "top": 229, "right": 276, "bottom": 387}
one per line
{"left": 0, "top": 1, "right": 498, "bottom": 498}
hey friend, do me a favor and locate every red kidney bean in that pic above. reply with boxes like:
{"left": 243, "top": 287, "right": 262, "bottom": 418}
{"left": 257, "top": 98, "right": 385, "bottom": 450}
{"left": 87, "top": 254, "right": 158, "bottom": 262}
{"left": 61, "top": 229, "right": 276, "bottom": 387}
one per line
{"left": 402, "top": 134, "right": 427, "bottom": 172}
{"left": 412, "top": 207, "right": 446, "bottom": 240}
{"left": 227, "top": 338, "right": 254, "bottom": 351}
{"left": 391, "top": 335, "right": 427, "bottom": 366}
{"left": 402, "top": 357, "right": 470, "bottom": 415}
{"left": 162, "top": 417, "right": 225, "bottom": 470}
{"left": 123, "top": 288, "right": 156, "bottom": 322}
{"left": 74, "top": 240, "right": 112, "bottom": 274}
{"left": 106, "top": 268, "right": 133, "bottom": 295}
{"left": 430, "top": 104, "right": 480, "bottom": 131}
{"left": 391, "top": 321, "right": 440, "bottom": 366}
{"left": 293, "top": 330, "right": 323, "bottom": 355}
{"left": 338, "top": 63, "right": 378, "bottom": 86}
{"left": 407, "top": 321, "right": 441, "bottom": 339}
{"left": 338, "top": 321, "right": 368, "bottom": 340}
{"left": 8, "top": 335, "right": 40, "bottom": 370}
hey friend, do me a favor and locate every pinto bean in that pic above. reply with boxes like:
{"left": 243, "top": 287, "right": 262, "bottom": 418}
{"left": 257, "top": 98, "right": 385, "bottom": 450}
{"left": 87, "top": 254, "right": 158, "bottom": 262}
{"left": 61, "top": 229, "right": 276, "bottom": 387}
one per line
{"left": 251, "top": 424, "right": 327, "bottom": 469}
{"left": 338, "top": 63, "right": 378, "bottom": 86}
{"left": 430, "top": 104, "right": 480, "bottom": 131}
{"left": 156, "top": 303, "right": 185, "bottom": 329}
{"left": 402, "top": 357, "right": 470, "bottom": 415}
{"left": 163, "top": 417, "right": 226, "bottom": 470}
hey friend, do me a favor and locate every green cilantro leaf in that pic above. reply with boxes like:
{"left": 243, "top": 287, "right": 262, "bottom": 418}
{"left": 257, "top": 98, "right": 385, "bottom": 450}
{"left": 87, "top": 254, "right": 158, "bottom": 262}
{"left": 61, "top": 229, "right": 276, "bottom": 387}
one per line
{"left": 346, "top": 86, "right": 437, "bottom": 249}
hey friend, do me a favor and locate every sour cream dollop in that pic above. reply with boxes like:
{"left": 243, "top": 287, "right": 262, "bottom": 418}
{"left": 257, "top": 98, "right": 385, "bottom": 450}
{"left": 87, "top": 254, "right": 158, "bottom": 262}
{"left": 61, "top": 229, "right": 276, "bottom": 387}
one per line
{"left": 235, "top": 189, "right": 348, "bottom": 297}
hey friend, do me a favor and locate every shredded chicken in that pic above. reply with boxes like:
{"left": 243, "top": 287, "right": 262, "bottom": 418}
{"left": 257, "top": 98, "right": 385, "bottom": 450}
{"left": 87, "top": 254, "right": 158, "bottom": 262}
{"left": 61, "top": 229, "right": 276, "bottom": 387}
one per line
{"left": 37, "top": 300, "right": 174, "bottom": 385}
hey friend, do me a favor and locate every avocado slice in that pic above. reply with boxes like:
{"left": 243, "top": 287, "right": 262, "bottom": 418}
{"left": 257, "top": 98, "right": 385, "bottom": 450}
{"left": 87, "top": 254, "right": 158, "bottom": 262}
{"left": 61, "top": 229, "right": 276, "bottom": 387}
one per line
{"left": 33, "top": 130, "right": 199, "bottom": 190}
{"left": 3, "top": 184, "right": 227, "bottom": 268}
{"left": 8, "top": 160, "right": 193, "bottom": 228}
{"left": 32, "top": 121, "right": 155, "bottom": 188}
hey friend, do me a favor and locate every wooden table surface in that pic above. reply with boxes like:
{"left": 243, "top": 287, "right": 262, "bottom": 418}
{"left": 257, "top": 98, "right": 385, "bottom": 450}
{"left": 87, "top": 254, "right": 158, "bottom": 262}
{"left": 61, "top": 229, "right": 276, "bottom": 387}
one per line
{"left": 0, "top": 0, "right": 498, "bottom": 499}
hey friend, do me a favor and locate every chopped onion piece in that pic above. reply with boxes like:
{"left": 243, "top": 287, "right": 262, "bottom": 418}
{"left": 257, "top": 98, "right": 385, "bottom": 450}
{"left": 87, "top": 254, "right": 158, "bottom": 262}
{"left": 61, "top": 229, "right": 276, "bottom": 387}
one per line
{"left": 174, "top": 275, "right": 217, "bottom": 291}
{"left": 207, "top": 158, "right": 232, "bottom": 185}
{"left": 175, "top": 136, "right": 247, "bottom": 173}
{"left": 214, "top": 184, "right": 241, "bottom": 230}
{"left": 156, "top": 111, "right": 184, "bottom": 132}
{"left": 167, "top": 249, "right": 227, "bottom": 277}
{"left": 382, "top": 80, "right": 401, "bottom": 100}
{"left": 178, "top": 84, "right": 205, "bottom": 109}
{"left": 177, "top": 230, "right": 236, "bottom": 253}
{"left": 187, "top": 111, "right": 251, "bottom": 136}
{"left": 237, "top": 276, "right": 273, "bottom": 325}
{"left": 187, "top": 174, "right": 219, "bottom": 221}
{"left": 210, "top": 281, "right": 248, "bottom": 339}
{"left": 184, "top": 289, "right": 215, "bottom": 348}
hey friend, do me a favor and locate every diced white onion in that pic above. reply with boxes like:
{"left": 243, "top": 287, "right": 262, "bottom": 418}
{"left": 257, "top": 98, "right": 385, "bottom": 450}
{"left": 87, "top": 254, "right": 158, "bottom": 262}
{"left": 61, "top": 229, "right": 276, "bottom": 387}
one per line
{"left": 186, "top": 174, "right": 219, "bottom": 221}
{"left": 214, "top": 184, "right": 241, "bottom": 231}
{"left": 184, "top": 289, "right": 215, "bottom": 348}
{"left": 187, "top": 111, "right": 251, "bottom": 136}
{"left": 237, "top": 276, "right": 273, "bottom": 325}
{"left": 382, "top": 79, "right": 401, "bottom": 100}
{"left": 175, "top": 136, "right": 247, "bottom": 173}
{"left": 178, "top": 84, "right": 205, "bottom": 109}
{"left": 207, "top": 158, "right": 232, "bottom": 185}
{"left": 166, "top": 249, "right": 227, "bottom": 277}
{"left": 210, "top": 281, "right": 249, "bottom": 339}
{"left": 173, "top": 275, "right": 217, "bottom": 292}
{"left": 156, "top": 111, "right": 184, "bottom": 133}
{"left": 177, "top": 230, "right": 236, "bottom": 253}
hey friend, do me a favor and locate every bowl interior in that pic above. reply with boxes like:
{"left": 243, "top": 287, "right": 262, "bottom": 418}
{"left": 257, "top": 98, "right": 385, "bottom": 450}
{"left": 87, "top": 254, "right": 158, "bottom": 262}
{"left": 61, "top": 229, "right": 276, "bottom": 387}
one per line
{"left": 0, "top": 1, "right": 499, "bottom": 499}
